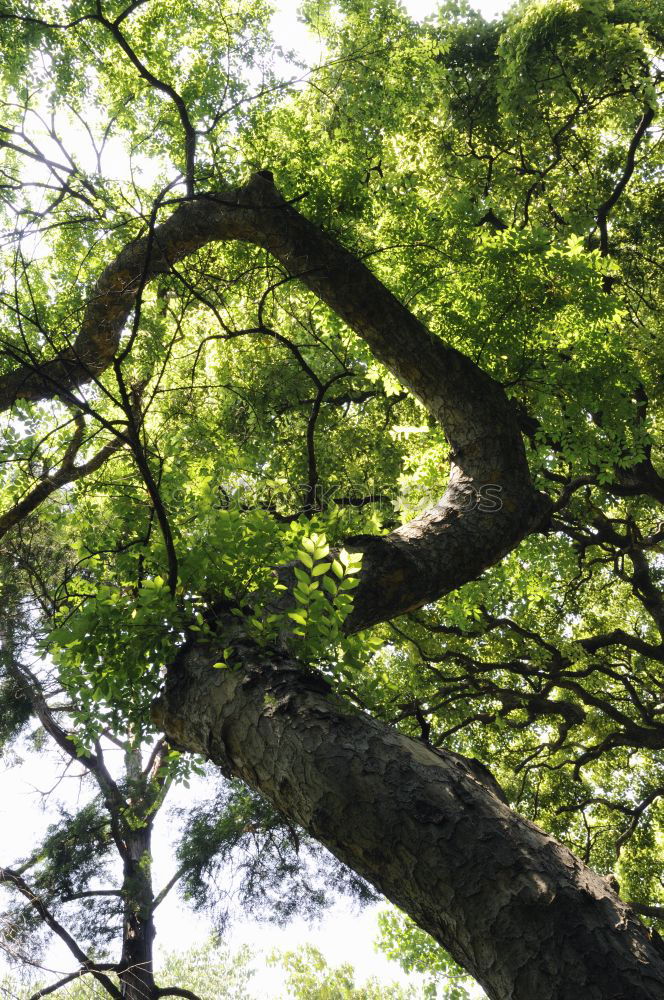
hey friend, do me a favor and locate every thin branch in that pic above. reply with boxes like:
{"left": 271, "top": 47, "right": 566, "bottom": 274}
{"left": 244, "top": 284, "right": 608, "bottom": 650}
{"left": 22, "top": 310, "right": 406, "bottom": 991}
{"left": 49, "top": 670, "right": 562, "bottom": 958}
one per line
{"left": 0, "top": 867, "right": 122, "bottom": 1000}
{"left": 596, "top": 105, "right": 656, "bottom": 257}
{"left": 0, "top": 426, "right": 124, "bottom": 540}
{"left": 114, "top": 0, "right": 151, "bottom": 26}
{"left": 304, "top": 372, "right": 349, "bottom": 512}
{"left": 151, "top": 865, "right": 188, "bottom": 912}
{"left": 1, "top": 655, "right": 129, "bottom": 861}
{"left": 95, "top": 12, "right": 196, "bottom": 195}
{"left": 616, "top": 787, "right": 664, "bottom": 854}
{"left": 28, "top": 964, "right": 118, "bottom": 1000}
{"left": 113, "top": 362, "right": 178, "bottom": 595}
{"left": 61, "top": 889, "right": 123, "bottom": 902}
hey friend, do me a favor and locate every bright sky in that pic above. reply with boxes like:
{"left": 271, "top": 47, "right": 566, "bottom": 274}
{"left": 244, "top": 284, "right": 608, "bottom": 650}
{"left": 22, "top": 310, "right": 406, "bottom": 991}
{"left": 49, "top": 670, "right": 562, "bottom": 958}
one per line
{"left": 273, "top": 0, "right": 513, "bottom": 69}
{"left": 0, "top": 0, "right": 512, "bottom": 995}
{"left": 406, "top": 0, "right": 510, "bottom": 17}
{"left": 0, "top": 744, "right": 421, "bottom": 997}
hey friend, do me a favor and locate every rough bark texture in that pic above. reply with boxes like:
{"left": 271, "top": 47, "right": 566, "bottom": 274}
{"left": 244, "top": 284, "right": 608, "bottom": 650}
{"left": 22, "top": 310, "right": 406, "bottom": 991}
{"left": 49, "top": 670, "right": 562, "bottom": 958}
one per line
{"left": 154, "top": 642, "right": 664, "bottom": 1000}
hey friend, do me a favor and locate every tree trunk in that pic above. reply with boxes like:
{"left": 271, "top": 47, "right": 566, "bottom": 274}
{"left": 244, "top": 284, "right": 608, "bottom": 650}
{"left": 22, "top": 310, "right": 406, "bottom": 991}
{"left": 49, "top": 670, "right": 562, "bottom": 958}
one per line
{"left": 119, "top": 750, "right": 157, "bottom": 1000}
{"left": 154, "top": 641, "right": 664, "bottom": 1000}
{"left": 119, "top": 824, "right": 156, "bottom": 1000}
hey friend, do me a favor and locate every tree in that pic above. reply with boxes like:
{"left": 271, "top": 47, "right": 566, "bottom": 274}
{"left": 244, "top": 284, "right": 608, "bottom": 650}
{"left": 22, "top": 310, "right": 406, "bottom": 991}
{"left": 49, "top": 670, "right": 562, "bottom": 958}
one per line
{"left": 0, "top": 0, "right": 662, "bottom": 998}
{"left": 0, "top": 585, "right": 179, "bottom": 999}
{"left": 0, "top": 596, "right": 374, "bottom": 998}
{"left": 2, "top": 938, "right": 420, "bottom": 999}
{"left": 1, "top": 939, "right": 255, "bottom": 998}
{"left": 270, "top": 943, "right": 413, "bottom": 999}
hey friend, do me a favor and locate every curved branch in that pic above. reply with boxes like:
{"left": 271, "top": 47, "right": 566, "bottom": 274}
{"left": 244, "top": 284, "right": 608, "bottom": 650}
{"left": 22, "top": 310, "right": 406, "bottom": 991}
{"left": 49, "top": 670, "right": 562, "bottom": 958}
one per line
{"left": 596, "top": 105, "right": 656, "bottom": 257}
{"left": 579, "top": 629, "right": 664, "bottom": 663}
{"left": 0, "top": 431, "right": 123, "bottom": 541}
{"left": 0, "top": 172, "right": 549, "bottom": 628}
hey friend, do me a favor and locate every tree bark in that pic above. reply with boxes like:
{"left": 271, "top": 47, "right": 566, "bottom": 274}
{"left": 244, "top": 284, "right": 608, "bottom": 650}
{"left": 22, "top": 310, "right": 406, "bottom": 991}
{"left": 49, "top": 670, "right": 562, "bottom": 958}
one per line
{"left": 154, "top": 641, "right": 664, "bottom": 1000}
{"left": 119, "top": 751, "right": 157, "bottom": 1000}
{"left": 119, "top": 824, "right": 156, "bottom": 1000}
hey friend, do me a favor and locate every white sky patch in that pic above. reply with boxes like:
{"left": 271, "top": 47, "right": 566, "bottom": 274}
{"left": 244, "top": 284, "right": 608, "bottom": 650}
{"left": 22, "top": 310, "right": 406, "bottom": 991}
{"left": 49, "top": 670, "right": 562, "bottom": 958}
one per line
{"left": 405, "top": 0, "right": 513, "bottom": 17}
{"left": 270, "top": 0, "right": 514, "bottom": 67}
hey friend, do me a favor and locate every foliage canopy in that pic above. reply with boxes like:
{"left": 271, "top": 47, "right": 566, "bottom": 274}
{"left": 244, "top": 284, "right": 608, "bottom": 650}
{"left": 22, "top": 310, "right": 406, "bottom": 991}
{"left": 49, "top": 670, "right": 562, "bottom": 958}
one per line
{"left": 0, "top": 0, "right": 662, "bottom": 995}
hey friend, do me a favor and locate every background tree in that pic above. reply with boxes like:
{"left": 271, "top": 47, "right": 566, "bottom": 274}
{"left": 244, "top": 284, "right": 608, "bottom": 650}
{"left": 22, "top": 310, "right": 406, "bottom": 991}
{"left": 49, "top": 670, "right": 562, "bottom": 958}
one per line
{"left": 2, "top": 937, "right": 434, "bottom": 999}
{"left": 0, "top": 0, "right": 662, "bottom": 998}
{"left": 270, "top": 943, "right": 413, "bottom": 999}
{"left": 1, "top": 939, "right": 255, "bottom": 998}
{"left": 0, "top": 599, "right": 375, "bottom": 999}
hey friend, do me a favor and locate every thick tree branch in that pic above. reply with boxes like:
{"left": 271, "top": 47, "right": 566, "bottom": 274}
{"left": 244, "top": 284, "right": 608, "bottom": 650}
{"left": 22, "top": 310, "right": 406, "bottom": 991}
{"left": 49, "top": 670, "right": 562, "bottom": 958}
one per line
{"left": 0, "top": 171, "right": 550, "bottom": 627}
{"left": 156, "top": 988, "right": 203, "bottom": 1000}
{"left": 27, "top": 971, "right": 93, "bottom": 1000}
{"left": 629, "top": 903, "right": 664, "bottom": 920}
{"left": 28, "top": 965, "right": 118, "bottom": 1000}
{"left": 154, "top": 641, "right": 664, "bottom": 1000}
{"left": 579, "top": 629, "right": 664, "bottom": 663}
